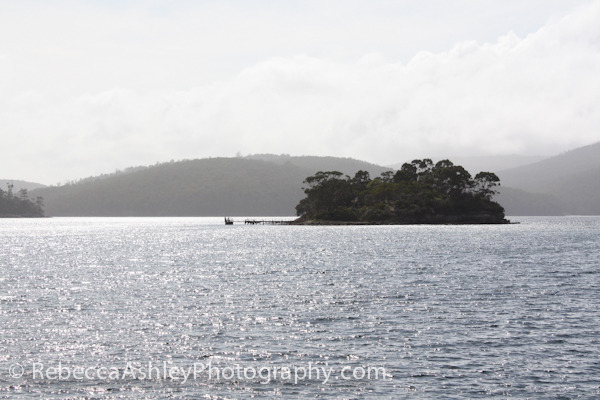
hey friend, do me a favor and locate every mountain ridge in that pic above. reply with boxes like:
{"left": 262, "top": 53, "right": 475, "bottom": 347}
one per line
{"left": 497, "top": 141, "right": 600, "bottom": 215}
{"left": 27, "top": 142, "right": 600, "bottom": 217}
{"left": 498, "top": 142, "right": 600, "bottom": 190}
{"left": 32, "top": 156, "right": 390, "bottom": 216}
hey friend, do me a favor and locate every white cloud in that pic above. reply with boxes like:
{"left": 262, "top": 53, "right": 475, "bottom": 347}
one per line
{"left": 1, "top": 1, "right": 599, "bottom": 183}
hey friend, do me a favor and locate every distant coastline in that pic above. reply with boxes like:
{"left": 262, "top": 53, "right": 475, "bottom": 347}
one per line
{"left": 23, "top": 144, "right": 600, "bottom": 217}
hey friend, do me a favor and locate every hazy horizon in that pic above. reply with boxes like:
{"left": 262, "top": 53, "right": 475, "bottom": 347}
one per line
{"left": 2, "top": 0, "right": 599, "bottom": 184}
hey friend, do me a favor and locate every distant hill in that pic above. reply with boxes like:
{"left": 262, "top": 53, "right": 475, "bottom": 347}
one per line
{"left": 32, "top": 156, "right": 392, "bottom": 217}
{"left": 1, "top": 180, "right": 47, "bottom": 192}
{"left": 497, "top": 142, "right": 600, "bottom": 215}
{"left": 26, "top": 144, "right": 600, "bottom": 217}
{"left": 244, "top": 154, "right": 391, "bottom": 176}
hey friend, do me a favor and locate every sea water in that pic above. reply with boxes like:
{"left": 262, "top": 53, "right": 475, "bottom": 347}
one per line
{"left": 0, "top": 216, "right": 599, "bottom": 398}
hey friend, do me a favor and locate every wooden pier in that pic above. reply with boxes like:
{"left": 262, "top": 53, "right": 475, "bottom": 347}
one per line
{"left": 244, "top": 219, "right": 294, "bottom": 225}
{"left": 224, "top": 217, "right": 293, "bottom": 225}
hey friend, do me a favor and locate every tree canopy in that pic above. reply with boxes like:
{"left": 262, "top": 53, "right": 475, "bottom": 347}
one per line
{"left": 0, "top": 183, "right": 45, "bottom": 217}
{"left": 295, "top": 159, "right": 507, "bottom": 224}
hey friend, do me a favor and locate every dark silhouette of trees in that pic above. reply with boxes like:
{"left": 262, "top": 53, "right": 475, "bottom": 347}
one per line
{"left": 0, "top": 183, "right": 45, "bottom": 217}
{"left": 295, "top": 159, "right": 507, "bottom": 224}
{"left": 473, "top": 172, "right": 501, "bottom": 200}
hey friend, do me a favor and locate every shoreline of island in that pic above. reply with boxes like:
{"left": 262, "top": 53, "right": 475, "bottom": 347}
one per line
{"left": 290, "top": 215, "right": 511, "bottom": 225}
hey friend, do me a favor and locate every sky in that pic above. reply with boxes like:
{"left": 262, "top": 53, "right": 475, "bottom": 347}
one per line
{"left": 1, "top": 0, "right": 599, "bottom": 184}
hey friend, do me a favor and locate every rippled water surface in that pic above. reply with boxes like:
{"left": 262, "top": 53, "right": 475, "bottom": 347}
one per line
{"left": 1, "top": 217, "right": 599, "bottom": 398}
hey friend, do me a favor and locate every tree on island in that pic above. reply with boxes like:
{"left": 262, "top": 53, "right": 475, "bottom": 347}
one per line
{"left": 295, "top": 159, "right": 507, "bottom": 224}
{"left": 0, "top": 183, "right": 45, "bottom": 217}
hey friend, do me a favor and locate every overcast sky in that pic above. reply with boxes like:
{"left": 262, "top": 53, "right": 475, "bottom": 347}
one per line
{"left": 2, "top": 0, "right": 599, "bottom": 184}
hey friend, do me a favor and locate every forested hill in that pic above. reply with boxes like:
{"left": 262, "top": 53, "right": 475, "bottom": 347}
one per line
{"left": 32, "top": 156, "right": 391, "bottom": 216}
{"left": 245, "top": 154, "right": 391, "bottom": 175}
{"left": 27, "top": 143, "right": 600, "bottom": 217}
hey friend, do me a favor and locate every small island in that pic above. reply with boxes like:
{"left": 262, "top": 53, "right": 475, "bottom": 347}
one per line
{"left": 293, "top": 159, "right": 509, "bottom": 225}
{"left": 0, "top": 183, "right": 45, "bottom": 218}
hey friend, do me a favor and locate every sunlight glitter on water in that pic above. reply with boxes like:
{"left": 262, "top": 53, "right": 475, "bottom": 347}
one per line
{"left": 0, "top": 217, "right": 599, "bottom": 398}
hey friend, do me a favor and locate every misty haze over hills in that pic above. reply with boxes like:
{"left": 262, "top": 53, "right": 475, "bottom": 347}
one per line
{"left": 20, "top": 141, "right": 599, "bottom": 217}
{"left": 31, "top": 156, "right": 389, "bottom": 217}
{"left": 497, "top": 142, "right": 600, "bottom": 215}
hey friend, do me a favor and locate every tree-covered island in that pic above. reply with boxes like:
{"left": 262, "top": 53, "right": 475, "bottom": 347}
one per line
{"left": 0, "top": 183, "right": 45, "bottom": 217}
{"left": 294, "top": 159, "right": 509, "bottom": 224}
